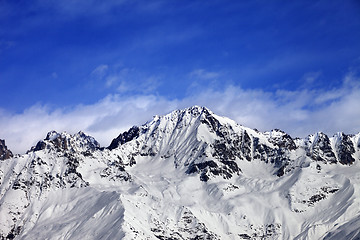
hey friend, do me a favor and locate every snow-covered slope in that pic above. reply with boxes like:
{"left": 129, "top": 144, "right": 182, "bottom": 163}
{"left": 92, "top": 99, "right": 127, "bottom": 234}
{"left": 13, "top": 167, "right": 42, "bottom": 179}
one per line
{"left": 1, "top": 106, "right": 360, "bottom": 239}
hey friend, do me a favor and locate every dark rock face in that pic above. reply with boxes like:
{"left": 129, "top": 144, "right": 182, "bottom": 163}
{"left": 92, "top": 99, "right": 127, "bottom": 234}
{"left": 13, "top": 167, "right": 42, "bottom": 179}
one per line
{"left": 276, "top": 165, "right": 286, "bottom": 177}
{"left": 108, "top": 126, "right": 140, "bottom": 150}
{"left": 268, "top": 129, "right": 297, "bottom": 151}
{"left": 209, "top": 129, "right": 252, "bottom": 163}
{"left": 201, "top": 109, "right": 224, "bottom": 138}
{"left": 100, "top": 161, "right": 131, "bottom": 181}
{"left": 32, "top": 140, "right": 47, "bottom": 152}
{"left": 307, "top": 133, "right": 337, "bottom": 164}
{"left": 210, "top": 128, "right": 290, "bottom": 178}
{"left": 0, "top": 139, "right": 13, "bottom": 160}
{"left": 240, "top": 131, "right": 252, "bottom": 161}
{"left": 46, "top": 131, "right": 69, "bottom": 150}
{"left": 207, "top": 127, "right": 292, "bottom": 179}
{"left": 29, "top": 131, "right": 100, "bottom": 154}
{"left": 253, "top": 138, "right": 283, "bottom": 165}
{"left": 336, "top": 133, "right": 355, "bottom": 165}
{"left": 305, "top": 132, "right": 357, "bottom": 165}
{"left": 186, "top": 160, "right": 241, "bottom": 182}
{"left": 5, "top": 226, "right": 22, "bottom": 240}
{"left": 73, "top": 131, "right": 100, "bottom": 152}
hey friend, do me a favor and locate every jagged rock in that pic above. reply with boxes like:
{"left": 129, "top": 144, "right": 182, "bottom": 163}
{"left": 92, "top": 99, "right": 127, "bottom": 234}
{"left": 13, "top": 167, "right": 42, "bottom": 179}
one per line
{"left": 200, "top": 108, "right": 225, "bottom": 138}
{"left": 307, "top": 132, "right": 337, "bottom": 164}
{"left": 186, "top": 160, "right": 241, "bottom": 181}
{"left": 335, "top": 133, "right": 355, "bottom": 165}
{"left": 267, "top": 129, "right": 297, "bottom": 151}
{"left": 108, "top": 126, "right": 140, "bottom": 150}
{"left": 29, "top": 131, "right": 100, "bottom": 154}
{"left": 0, "top": 139, "right": 13, "bottom": 160}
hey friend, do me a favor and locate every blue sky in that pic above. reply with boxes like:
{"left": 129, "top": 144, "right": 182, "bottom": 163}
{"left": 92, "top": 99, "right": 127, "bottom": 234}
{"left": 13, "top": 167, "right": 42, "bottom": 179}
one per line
{"left": 1, "top": 0, "right": 360, "bottom": 153}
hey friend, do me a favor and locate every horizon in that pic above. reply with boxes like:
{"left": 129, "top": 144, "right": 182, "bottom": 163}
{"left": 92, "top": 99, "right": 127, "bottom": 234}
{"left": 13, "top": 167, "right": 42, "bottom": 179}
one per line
{"left": 1, "top": 0, "right": 360, "bottom": 153}
{"left": 2, "top": 104, "right": 360, "bottom": 154}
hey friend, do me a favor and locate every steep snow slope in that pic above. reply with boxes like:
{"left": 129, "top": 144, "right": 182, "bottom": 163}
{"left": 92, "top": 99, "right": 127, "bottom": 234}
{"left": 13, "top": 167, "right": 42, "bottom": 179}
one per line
{"left": 0, "top": 106, "right": 359, "bottom": 240}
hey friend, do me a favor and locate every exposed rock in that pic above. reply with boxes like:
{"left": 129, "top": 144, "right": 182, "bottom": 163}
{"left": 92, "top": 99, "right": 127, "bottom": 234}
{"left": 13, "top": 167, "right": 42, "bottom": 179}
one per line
{"left": 0, "top": 139, "right": 13, "bottom": 160}
{"left": 307, "top": 132, "right": 337, "bottom": 164}
{"left": 267, "top": 129, "right": 297, "bottom": 151}
{"left": 29, "top": 131, "right": 100, "bottom": 154}
{"left": 200, "top": 108, "right": 224, "bottom": 138}
{"left": 108, "top": 126, "right": 140, "bottom": 150}
{"left": 335, "top": 133, "right": 356, "bottom": 165}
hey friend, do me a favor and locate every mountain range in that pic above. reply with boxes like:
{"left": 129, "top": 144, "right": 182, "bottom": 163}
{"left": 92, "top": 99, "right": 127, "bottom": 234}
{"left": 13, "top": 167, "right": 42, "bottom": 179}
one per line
{"left": 1, "top": 106, "right": 360, "bottom": 239}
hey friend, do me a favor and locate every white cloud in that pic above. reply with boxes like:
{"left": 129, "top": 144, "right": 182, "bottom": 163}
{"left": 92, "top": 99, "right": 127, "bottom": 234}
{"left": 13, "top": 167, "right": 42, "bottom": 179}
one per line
{"left": 1, "top": 71, "right": 359, "bottom": 154}
{"left": 91, "top": 64, "right": 109, "bottom": 79}
{"left": 0, "top": 95, "right": 178, "bottom": 154}
{"left": 302, "top": 71, "right": 322, "bottom": 85}
{"left": 189, "top": 69, "right": 220, "bottom": 80}
{"left": 192, "top": 72, "right": 360, "bottom": 137}
{"left": 94, "top": 65, "right": 161, "bottom": 93}
{"left": 114, "top": 76, "right": 160, "bottom": 94}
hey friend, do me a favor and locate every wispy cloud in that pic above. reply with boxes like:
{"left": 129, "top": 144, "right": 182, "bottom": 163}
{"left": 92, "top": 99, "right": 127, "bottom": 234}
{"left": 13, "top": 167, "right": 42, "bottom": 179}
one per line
{"left": 1, "top": 70, "right": 359, "bottom": 154}
{"left": 0, "top": 95, "right": 177, "bottom": 154}
{"left": 105, "top": 68, "right": 130, "bottom": 88}
{"left": 118, "top": 76, "right": 160, "bottom": 94}
{"left": 189, "top": 69, "right": 221, "bottom": 80}
{"left": 187, "top": 68, "right": 224, "bottom": 94}
{"left": 302, "top": 71, "right": 322, "bottom": 85}
{"left": 113, "top": 75, "right": 160, "bottom": 94}
{"left": 91, "top": 64, "right": 109, "bottom": 79}
{"left": 90, "top": 64, "right": 161, "bottom": 94}
{"left": 192, "top": 71, "right": 360, "bottom": 137}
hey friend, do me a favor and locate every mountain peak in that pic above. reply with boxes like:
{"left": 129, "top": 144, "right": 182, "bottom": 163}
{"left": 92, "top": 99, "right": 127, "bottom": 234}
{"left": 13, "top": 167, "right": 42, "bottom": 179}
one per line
{"left": 162, "top": 105, "right": 215, "bottom": 121}
{"left": 184, "top": 105, "right": 211, "bottom": 115}
{"left": 107, "top": 105, "right": 288, "bottom": 181}
{"left": 29, "top": 130, "right": 100, "bottom": 153}
{"left": 108, "top": 106, "right": 219, "bottom": 151}
{"left": 1, "top": 106, "right": 360, "bottom": 239}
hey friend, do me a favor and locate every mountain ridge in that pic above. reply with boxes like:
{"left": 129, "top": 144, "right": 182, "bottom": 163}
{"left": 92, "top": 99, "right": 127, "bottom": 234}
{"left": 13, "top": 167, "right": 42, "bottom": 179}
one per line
{"left": 1, "top": 106, "right": 360, "bottom": 239}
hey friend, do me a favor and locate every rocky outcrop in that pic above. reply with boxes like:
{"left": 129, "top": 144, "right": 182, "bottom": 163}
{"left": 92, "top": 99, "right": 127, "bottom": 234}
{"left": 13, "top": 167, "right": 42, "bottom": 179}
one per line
{"left": 306, "top": 132, "right": 358, "bottom": 165}
{"left": 307, "top": 132, "right": 337, "bottom": 164}
{"left": 0, "top": 139, "right": 13, "bottom": 160}
{"left": 28, "top": 131, "right": 100, "bottom": 154}
{"left": 267, "top": 129, "right": 297, "bottom": 151}
{"left": 335, "top": 133, "right": 356, "bottom": 165}
{"left": 108, "top": 126, "right": 140, "bottom": 150}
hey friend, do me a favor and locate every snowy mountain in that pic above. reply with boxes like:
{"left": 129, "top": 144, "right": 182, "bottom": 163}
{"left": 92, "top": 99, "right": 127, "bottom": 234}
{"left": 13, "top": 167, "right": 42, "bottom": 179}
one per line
{"left": 1, "top": 106, "right": 360, "bottom": 239}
